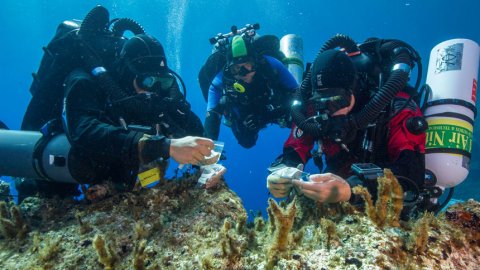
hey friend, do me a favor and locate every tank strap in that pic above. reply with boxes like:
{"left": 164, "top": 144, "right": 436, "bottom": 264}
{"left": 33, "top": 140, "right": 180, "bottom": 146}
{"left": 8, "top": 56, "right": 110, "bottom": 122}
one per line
{"left": 425, "top": 109, "right": 473, "bottom": 158}
{"left": 32, "top": 138, "right": 50, "bottom": 180}
{"left": 425, "top": 147, "right": 471, "bottom": 159}
{"left": 282, "top": 57, "right": 304, "bottom": 68}
{"left": 31, "top": 119, "right": 66, "bottom": 181}
{"left": 426, "top": 99, "right": 477, "bottom": 118}
{"left": 425, "top": 112, "right": 474, "bottom": 126}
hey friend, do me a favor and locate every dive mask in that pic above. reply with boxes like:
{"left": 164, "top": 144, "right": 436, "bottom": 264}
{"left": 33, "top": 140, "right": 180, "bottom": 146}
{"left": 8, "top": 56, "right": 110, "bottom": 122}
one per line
{"left": 229, "top": 64, "right": 256, "bottom": 77}
{"left": 137, "top": 73, "right": 176, "bottom": 93}
{"left": 310, "top": 87, "right": 351, "bottom": 115}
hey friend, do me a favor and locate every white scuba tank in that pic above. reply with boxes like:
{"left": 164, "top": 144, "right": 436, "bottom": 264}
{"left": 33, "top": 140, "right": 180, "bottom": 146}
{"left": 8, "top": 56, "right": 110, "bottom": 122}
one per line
{"left": 280, "top": 34, "right": 304, "bottom": 84}
{"left": 424, "top": 39, "right": 480, "bottom": 188}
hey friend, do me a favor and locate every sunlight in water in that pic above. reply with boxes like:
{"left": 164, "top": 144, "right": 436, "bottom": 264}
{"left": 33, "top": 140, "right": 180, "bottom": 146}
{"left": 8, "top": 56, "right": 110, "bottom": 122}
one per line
{"left": 166, "top": 0, "right": 188, "bottom": 73}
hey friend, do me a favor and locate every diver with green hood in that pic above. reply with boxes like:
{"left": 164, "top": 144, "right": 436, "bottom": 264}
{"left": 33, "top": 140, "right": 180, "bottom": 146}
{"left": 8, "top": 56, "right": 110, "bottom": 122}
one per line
{"left": 204, "top": 31, "right": 299, "bottom": 149}
{"left": 9, "top": 6, "right": 218, "bottom": 202}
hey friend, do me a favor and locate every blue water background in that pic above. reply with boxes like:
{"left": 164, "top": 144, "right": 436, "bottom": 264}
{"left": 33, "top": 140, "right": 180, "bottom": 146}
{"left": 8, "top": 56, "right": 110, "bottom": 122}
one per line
{"left": 0, "top": 0, "right": 479, "bottom": 215}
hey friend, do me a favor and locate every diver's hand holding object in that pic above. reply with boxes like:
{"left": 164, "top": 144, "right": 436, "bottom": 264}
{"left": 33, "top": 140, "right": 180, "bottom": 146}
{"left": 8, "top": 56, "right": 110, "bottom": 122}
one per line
{"left": 197, "top": 141, "right": 226, "bottom": 188}
{"left": 198, "top": 164, "right": 227, "bottom": 189}
{"left": 292, "top": 173, "right": 351, "bottom": 203}
{"left": 169, "top": 136, "right": 214, "bottom": 165}
{"left": 267, "top": 164, "right": 304, "bottom": 198}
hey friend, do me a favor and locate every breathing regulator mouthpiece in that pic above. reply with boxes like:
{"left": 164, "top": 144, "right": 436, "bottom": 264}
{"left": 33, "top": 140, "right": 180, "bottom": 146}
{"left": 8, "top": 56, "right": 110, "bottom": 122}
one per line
{"left": 233, "top": 82, "right": 246, "bottom": 93}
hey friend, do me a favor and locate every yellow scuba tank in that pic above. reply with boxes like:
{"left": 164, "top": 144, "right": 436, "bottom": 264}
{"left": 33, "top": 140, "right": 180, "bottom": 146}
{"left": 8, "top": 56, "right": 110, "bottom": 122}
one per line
{"left": 424, "top": 38, "right": 480, "bottom": 189}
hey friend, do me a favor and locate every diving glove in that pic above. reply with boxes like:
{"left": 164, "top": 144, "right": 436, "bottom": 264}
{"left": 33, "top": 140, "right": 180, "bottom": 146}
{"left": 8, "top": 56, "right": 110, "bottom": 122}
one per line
{"left": 137, "top": 134, "right": 171, "bottom": 164}
{"left": 243, "top": 114, "right": 265, "bottom": 131}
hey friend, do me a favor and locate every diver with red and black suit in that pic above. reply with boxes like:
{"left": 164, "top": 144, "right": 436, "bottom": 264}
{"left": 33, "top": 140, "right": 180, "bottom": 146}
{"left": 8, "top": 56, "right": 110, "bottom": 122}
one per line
{"left": 204, "top": 35, "right": 299, "bottom": 149}
{"left": 267, "top": 35, "right": 430, "bottom": 218}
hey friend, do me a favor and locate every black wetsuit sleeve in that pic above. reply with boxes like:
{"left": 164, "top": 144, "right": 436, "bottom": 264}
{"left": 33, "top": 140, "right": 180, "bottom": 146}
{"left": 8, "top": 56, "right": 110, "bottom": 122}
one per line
{"left": 204, "top": 110, "right": 221, "bottom": 140}
{"left": 183, "top": 110, "right": 205, "bottom": 137}
{"left": 269, "top": 146, "right": 305, "bottom": 170}
{"left": 63, "top": 75, "right": 145, "bottom": 161}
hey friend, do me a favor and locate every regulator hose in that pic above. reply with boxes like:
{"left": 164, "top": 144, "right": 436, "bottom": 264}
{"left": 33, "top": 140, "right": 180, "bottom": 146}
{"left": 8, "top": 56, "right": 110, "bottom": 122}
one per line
{"left": 379, "top": 40, "right": 415, "bottom": 68}
{"left": 111, "top": 18, "right": 145, "bottom": 37}
{"left": 169, "top": 70, "right": 188, "bottom": 99}
{"left": 350, "top": 70, "right": 410, "bottom": 130}
{"left": 378, "top": 39, "right": 422, "bottom": 91}
{"left": 75, "top": 6, "right": 132, "bottom": 104}
{"left": 349, "top": 41, "right": 414, "bottom": 130}
{"left": 79, "top": 42, "right": 131, "bottom": 104}
{"left": 320, "top": 33, "right": 359, "bottom": 53}
{"left": 291, "top": 90, "right": 323, "bottom": 138}
{"left": 78, "top": 5, "right": 109, "bottom": 36}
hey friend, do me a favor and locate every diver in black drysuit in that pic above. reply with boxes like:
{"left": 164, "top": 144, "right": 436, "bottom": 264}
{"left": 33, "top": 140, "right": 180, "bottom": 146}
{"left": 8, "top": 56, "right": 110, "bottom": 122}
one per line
{"left": 63, "top": 67, "right": 204, "bottom": 184}
{"left": 16, "top": 34, "right": 206, "bottom": 202}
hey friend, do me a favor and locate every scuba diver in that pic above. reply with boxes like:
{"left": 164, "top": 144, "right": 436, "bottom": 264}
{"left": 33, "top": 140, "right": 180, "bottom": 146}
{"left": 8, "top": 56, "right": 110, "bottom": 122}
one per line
{"left": 203, "top": 25, "right": 300, "bottom": 149}
{"left": 267, "top": 34, "right": 432, "bottom": 219}
{"left": 7, "top": 6, "right": 217, "bottom": 202}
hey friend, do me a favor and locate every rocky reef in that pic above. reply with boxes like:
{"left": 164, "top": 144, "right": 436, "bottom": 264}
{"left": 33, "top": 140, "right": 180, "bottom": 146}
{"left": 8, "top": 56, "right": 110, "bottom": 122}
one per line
{"left": 0, "top": 170, "right": 480, "bottom": 269}
{"left": 0, "top": 179, "right": 10, "bottom": 202}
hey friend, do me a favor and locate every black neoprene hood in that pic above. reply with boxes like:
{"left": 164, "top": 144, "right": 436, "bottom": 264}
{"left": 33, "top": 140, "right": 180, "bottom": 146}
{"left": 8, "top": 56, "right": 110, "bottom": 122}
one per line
{"left": 311, "top": 49, "right": 357, "bottom": 91}
{"left": 121, "top": 34, "right": 168, "bottom": 75}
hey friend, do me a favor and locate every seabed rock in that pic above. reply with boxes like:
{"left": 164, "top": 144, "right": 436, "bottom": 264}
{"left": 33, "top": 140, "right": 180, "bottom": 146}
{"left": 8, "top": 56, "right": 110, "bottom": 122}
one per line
{"left": 0, "top": 172, "right": 479, "bottom": 270}
{"left": 0, "top": 179, "right": 11, "bottom": 202}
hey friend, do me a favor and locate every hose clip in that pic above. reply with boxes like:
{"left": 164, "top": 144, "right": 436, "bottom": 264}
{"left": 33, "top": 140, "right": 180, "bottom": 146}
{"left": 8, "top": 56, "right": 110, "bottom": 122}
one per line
{"left": 392, "top": 63, "right": 411, "bottom": 75}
